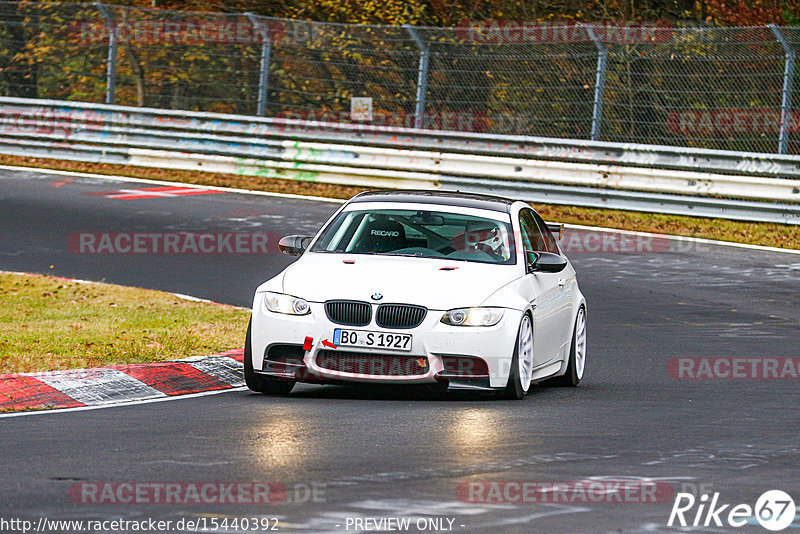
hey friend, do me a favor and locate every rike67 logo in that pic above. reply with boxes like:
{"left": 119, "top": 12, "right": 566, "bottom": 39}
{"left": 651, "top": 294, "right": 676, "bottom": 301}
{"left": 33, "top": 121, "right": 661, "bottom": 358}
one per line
{"left": 669, "top": 490, "right": 796, "bottom": 531}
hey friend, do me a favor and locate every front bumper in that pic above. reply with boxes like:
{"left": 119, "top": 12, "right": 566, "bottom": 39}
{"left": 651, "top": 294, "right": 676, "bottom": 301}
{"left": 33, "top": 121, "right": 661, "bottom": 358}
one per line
{"left": 251, "top": 295, "right": 523, "bottom": 389}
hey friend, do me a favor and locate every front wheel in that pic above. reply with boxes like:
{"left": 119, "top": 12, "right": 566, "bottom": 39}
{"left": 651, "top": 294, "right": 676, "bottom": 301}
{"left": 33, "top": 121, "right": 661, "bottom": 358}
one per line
{"left": 244, "top": 318, "right": 295, "bottom": 396}
{"left": 546, "top": 306, "right": 586, "bottom": 387}
{"left": 498, "top": 313, "right": 534, "bottom": 400}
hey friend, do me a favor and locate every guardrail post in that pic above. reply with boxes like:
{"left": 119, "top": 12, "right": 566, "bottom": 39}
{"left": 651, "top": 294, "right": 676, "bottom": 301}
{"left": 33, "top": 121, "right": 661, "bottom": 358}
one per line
{"left": 770, "top": 24, "right": 795, "bottom": 155}
{"left": 95, "top": 2, "right": 117, "bottom": 105}
{"left": 404, "top": 25, "right": 429, "bottom": 129}
{"left": 583, "top": 23, "right": 608, "bottom": 142}
{"left": 246, "top": 13, "right": 271, "bottom": 117}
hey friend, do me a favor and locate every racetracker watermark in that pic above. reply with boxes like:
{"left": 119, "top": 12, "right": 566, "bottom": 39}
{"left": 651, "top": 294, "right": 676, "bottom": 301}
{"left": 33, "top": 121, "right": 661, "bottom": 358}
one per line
{"left": 667, "top": 109, "right": 800, "bottom": 136}
{"left": 463, "top": 227, "right": 706, "bottom": 255}
{"left": 0, "top": 108, "right": 102, "bottom": 137}
{"left": 70, "top": 19, "right": 286, "bottom": 45}
{"left": 68, "top": 232, "right": 280, "bottom": 254}
{"left": 559, "top": 230, "right": 698, "bottom": 254}
{"left": 0, "top": 516, "right": 281, "bottom": 533}
{"left": 274, "top": 110, "right": 488, "bottom": 132}
{"left": 456, "top": 480, "right": 674, "bottom": 504}
{"left": 66, "top": 229, "right": 704, "bottom": 256}
{"left": 667, "top": 357, "right": 800, "bottom": 380}
{"left": 456, "top": 20, "right": 673, "bottom": 44}
{"left": 69, "top": 481, "right": 325, "bottom": 505}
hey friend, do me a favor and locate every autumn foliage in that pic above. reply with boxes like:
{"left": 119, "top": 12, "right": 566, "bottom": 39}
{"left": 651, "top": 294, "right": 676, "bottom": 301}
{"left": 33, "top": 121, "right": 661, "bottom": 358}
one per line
{"left": 706, "top": 0, "right": 800, "bottom": 25}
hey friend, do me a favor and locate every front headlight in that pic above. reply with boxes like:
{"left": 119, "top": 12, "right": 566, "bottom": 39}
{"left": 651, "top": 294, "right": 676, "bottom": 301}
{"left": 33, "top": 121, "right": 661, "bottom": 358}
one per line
{"left": 440, "top": 307, "right": 504, "bottom": 327}
{"left": 263, "top": 292, "right": 311, "bottom": 315}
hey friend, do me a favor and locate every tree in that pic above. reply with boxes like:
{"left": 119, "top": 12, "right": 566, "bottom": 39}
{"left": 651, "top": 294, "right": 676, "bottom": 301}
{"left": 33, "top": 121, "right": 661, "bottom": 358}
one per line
{"left": 706, "top": 0, "right": 800, "bottom": 25}
{"left": 0, "top": 1, "right": 39, "bottom": 97}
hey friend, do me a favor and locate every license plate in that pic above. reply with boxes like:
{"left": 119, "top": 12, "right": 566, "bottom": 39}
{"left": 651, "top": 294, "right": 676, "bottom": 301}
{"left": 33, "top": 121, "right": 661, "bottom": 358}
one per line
{"left": 333, "top": 329, "right": 412, "bottom": 352}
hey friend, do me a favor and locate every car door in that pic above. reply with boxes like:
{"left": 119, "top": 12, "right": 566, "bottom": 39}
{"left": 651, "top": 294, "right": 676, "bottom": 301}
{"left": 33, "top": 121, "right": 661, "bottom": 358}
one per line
{"left": 532, "top": 211, "right": 575, "bottom": 354}
{"left": 519, "top": 209, "right": 563, "bottom": 367}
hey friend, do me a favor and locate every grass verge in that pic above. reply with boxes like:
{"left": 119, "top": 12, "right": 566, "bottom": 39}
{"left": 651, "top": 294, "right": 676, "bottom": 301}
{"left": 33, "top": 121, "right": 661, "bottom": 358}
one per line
{"left": 0, "top": 272, "right": 250, "bottom": 373}
{"left": 1, "top": 154, "right": 798, "bottom": 251}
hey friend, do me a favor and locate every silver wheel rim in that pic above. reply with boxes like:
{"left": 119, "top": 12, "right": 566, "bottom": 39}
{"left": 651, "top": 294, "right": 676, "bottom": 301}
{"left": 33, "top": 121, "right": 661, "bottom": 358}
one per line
{"left": 574, "top": 308, "right": 586, "bottom": 380}
{"left": 518, "top": 314, "right": 534, "bottom": 392}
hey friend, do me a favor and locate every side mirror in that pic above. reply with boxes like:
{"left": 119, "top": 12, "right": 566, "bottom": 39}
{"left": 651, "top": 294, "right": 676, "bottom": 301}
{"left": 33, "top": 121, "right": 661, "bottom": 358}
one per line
{"left": 278, "top": 235, "right": 313, "bottom": 256}
{"left": 527, "top": 251, "right": 567, "bottom": 273}
{"left": 546, "top": 222, "right": 564, "bottom": 240}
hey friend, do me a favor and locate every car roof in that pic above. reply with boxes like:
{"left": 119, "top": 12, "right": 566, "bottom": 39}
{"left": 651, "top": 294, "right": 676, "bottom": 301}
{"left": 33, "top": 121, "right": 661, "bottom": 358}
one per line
{"left": 349, "top": 190, "right": 515, "bottom": 213}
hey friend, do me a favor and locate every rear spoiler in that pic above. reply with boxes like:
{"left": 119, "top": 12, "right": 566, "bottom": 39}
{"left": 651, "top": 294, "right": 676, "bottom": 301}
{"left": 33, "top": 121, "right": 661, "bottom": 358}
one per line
{"left": 546, "top": 222, "right": 564, "bottom": 240}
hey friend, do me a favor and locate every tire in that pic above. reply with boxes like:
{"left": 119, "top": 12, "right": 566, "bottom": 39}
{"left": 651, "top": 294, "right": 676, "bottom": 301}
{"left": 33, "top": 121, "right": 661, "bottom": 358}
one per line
{"left": 545, "top": 306, "right": 586, "bottom": 387}
{"left": 498, "top": 313, "right": 534, "bottom": 400}
{"left": 244, "top": 318, "right": 295, "bottom": 396}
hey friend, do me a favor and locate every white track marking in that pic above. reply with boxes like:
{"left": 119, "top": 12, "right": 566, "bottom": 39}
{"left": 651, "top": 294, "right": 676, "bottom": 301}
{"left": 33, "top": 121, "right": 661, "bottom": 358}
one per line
{"left": 36, "top": 368, "right": 167, "bottom": 405}
{"left": 172, "top": 292, "right": 247, "bottom": 309}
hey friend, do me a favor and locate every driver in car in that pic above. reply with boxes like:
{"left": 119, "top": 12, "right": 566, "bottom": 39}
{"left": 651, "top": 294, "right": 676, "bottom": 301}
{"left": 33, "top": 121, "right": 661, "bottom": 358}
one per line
{"left": 465, "top": 222, "right": 504, "bottom": 257}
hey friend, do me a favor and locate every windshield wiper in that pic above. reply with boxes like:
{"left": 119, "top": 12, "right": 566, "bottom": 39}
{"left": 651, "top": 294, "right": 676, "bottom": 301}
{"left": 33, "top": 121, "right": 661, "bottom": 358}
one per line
{"left": 382, "top": 252, "right": 426, "bottom": 257}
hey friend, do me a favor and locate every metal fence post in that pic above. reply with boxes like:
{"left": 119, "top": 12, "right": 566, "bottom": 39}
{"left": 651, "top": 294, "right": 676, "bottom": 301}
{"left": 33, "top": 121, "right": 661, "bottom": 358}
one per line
{"left": 246, "top": 13, "right": 271, "bottom": 117}
{"left": 404, "top": 25, "right": 429, "bottom": 129}
{"left": 583, "top": 23, "right": 608, "bottom": 142}
{"left": 94, "top": 2, "right": 117, "bottom": 105}
{"left": 769, "top": 24, "right": 795, "bottom": 155}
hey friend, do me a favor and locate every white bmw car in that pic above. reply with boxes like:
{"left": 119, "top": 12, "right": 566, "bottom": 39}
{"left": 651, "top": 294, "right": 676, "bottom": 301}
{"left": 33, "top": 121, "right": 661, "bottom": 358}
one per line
{"left": 245, "top": 190, "right": 586, "bottom": 399}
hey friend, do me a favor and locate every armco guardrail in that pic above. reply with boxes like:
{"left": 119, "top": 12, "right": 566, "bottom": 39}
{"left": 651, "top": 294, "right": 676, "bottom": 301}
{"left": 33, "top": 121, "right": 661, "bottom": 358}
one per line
{"left": 1, "top": 97, "right": 799, "bottom": 225}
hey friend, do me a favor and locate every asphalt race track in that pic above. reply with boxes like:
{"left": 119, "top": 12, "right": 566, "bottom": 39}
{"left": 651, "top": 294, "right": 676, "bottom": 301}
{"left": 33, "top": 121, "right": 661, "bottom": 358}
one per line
{"left": 1, "top": 168, "right": 798, "bottom": 533}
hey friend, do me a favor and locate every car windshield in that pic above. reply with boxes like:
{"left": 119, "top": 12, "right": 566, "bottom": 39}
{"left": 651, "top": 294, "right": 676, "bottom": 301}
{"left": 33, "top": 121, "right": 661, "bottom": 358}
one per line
{"left": 310, "top": 208, "right": 515, "bottom": 265}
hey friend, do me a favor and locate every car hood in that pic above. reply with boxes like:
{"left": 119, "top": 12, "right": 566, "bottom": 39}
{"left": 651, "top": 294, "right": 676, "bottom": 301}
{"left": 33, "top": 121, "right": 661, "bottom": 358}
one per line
{"left": 280, "top": 253, "right": 522, "bottom": 310}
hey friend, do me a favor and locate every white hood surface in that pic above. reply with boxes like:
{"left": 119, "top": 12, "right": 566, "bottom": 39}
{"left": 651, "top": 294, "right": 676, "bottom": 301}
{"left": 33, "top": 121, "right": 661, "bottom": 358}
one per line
{"left": 280, "top": 253, "right": 522, "bottom": 310}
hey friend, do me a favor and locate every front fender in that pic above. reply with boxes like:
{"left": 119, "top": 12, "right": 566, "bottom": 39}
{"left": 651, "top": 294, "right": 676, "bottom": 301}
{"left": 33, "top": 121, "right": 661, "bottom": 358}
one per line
{"left": 480, "top": 276, "right": 531, "bottom": 312}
